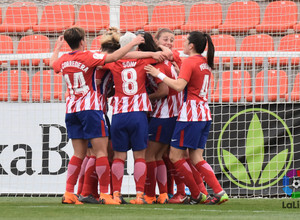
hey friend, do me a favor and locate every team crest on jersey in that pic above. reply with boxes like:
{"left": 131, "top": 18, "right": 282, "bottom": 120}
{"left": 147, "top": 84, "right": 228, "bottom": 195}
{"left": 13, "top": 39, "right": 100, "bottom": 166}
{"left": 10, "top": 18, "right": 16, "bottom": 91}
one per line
{"left": 93, "top": 53, "right": 105, "bottom": 60}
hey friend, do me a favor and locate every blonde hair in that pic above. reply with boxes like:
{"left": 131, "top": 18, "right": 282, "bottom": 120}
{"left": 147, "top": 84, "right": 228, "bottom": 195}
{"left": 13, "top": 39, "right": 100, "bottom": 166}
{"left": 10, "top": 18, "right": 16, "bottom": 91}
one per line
{"left": 101, "top": 27, "right": 121, "bottom": 53}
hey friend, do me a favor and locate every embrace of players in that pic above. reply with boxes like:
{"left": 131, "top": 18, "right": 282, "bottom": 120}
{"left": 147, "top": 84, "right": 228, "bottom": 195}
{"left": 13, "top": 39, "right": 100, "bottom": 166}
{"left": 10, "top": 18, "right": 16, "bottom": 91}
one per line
{"left": 50, "top": 26, "right": 229, "bottom": 205}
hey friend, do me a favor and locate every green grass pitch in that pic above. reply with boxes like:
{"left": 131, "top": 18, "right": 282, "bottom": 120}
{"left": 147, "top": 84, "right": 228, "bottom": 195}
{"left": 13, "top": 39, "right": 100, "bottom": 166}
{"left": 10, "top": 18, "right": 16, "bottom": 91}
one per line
{"left": 0, "top": 197, "right": 299, "bottom": 220}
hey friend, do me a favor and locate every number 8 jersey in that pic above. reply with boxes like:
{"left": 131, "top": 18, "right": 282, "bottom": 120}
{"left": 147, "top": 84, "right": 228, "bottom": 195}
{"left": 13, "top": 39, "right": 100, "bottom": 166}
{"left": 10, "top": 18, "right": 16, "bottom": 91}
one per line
{"left": 177, "top": 55, "right": 212, "bottom": 122}
{"left": 104, "top": 58, "right": 157, "bottom": 115}
{"left": 52, "top": 51, "right": 107, "bottom": 113}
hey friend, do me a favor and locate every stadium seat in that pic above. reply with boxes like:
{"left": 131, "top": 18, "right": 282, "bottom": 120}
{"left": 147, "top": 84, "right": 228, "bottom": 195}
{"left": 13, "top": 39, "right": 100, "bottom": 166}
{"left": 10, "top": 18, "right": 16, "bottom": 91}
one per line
{"left": 75, "top": 2, "right": 109, "bottom": 33}
{"left": 286, "top": 73, "right": 300, "bottom": 101}
{"left": 0, "top": 2, "right": 38, "bottom": 33}
{"left": 269, "top": 34, "right": 300, "bottom": 66}
{"left": 211, "top": 35, "right": 236, "bottom": 65}
{"left": 180, "top": 2, "right": 222, "bottom": 32}
{"left": 0, "top": 35, "right": 13, "bottom": 65}
{"left": 32, "top": 2, "right": 75, "bottom": 33}
{"left": 211, "top": 70, "right": 252, "bottom": 102}
{"left": 22, "top": 70, "right": 63, "bottom": 102}
{"left": 10, "top": 35, "right": 50, "bottom": 66}
{"left": 173, "top": 34, "right": 186, "bottom": 51}
{"left": 120, "top": 1, "right": 148, "bottom": 32}
{"left": 90, "top": 35, "right": 102, "bottom": 51}
{"left": 233, "top": 34, "right": 274, "bottom": 66}
{"left": 218, "top": 1, "right": 260, "bottom": 33}
{"left": 246, "top": 70, "right": 288, "bottom": 102}
{"left": 256, "top": 1, "right": 297, "bottom": 33}
{"left": 144, "top": 1, "right": 185, "bottom": 32}
{"left": 0, "top": 70, "right": 29, "bottom": 101}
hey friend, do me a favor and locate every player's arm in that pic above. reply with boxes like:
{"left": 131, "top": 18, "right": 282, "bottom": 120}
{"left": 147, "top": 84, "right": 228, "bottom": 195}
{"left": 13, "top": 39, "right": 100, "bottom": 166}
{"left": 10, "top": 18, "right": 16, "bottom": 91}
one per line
{"left": 49, "top": 35, "right": 64, "bottom": 68}
{"left": 158, "top": 45, "right": 173, "bottom": 60}
{"left": 148, "top": 82, "right": 169, "bottom": 101}
{"left": 104, "top": 35, "right": 145, "bottom": 63}
{"left": 124, "top": 51, "right": 165, "bottom": 62}
{"left": 145, "top": 64, "right": 187, "bottom": 92}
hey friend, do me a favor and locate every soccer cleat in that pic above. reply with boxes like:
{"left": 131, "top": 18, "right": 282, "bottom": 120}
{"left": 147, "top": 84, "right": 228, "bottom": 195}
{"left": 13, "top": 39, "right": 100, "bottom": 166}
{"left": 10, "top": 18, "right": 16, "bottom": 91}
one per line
{"left": 144, "top": 195, "right": 156, "bottom": 204}
{"left": 129, "top": 192, "right": 147, "bottom": 204}
{"left": 113, "top": 191, "right": 128, "bottom": 204}
{"left": 189, "top": 192, "right": 206, "bottom": 205}
{"left": 62, "top": 191, "right": 83, "bottom": 205}
{"left": 201, "top": 194, "right": 212, "bottom": 204}
{"left": 156, "top": 193, "right": 169, "bottom": 204}
{"left": 206, "top": 191, "right": 229, "bottom": 205}
{"left": 168, "top": 193, "right": 189, "bottom": 204}
{"left": 78, "top": 194, "right": 99, "bottom": 204}
{"left": 99, "top": 193, "right": 120, "bottom": 205}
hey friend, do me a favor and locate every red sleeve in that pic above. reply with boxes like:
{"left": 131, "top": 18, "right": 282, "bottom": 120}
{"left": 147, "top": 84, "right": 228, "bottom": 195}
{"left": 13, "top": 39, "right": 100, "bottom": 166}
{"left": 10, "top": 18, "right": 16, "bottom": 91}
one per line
{"left": 85, "top": 51, "right": 107, "bottom": 67}
{"left": 178, "top": 59, "right": 192, "bottom": 82}
{"left": 172, "top": 50, "right": 182, "bottom": 68}
{"left": 142, "top": 58, "right": 158, "bottom": 65}
{"left": 52, "top": 57, "right": 62, "bottom": 73}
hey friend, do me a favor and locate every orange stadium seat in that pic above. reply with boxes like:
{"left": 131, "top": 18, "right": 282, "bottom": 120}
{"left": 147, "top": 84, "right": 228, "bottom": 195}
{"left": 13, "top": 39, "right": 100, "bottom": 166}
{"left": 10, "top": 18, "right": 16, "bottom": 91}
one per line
{"left": 75, "top": 2, "right": 109, "bottom": 33}
{"left": 211, "top": 35, "right": 236, "bottom": 65}
{"left": 32, "top": 2, "right": 75, "bottom": 33}
{"left": 233, "top": 34, "right": 274, "bottom": 66}
{"left": 218, "top": 1, "right": 260, "bottom": 33}
{"left": 22, "top": 70, "right": 63, "bottom": 102}
{"left": 256, "top": 1, "right": 297, "bottom": 33}
{"left": 90, "top": 35, "right": 102, "bottom": 51}
{"left": 286, "top": 73, "right": 300, "bottom": 101}
{"left": 211, "top": 70, "right": 252, "bottom": 102}
{"left": 0, "top": 2, "right": 37, "bottom": 33}
{"left": 10, "top": 35, "right": 50, "bottom": 66}
{"left": 144, "top": 1, "right": 185, "bottom": 32}
{"left": 120, "top": 1, "right": 148, "bottom": 32}
{"left": 246, "top": 70, "right": 288, "bottom": 102}
{"left": 180, "top": 2, "right": 222, "bottom": 32}
{"left": 0, "top": 35, "right": 13, "bottom": 65}
{"left": 0, "top": 70, "right": 29, "bottom": 101}
{"left": 269, "top": 34, "right": 300, "bottom": 66}
{"left": 173, "top": 34, "right": 186, "bottom": 51}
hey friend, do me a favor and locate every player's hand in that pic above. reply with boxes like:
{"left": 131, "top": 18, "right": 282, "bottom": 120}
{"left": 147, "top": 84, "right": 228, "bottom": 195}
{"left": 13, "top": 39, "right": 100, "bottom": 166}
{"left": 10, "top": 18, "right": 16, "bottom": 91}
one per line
{"left": 144, "top": 64, "right": 160, "bottom": 77}
{"left": 153, "top": 51, "right": 165, "bottom": 62}
{"left": 56, "top": 35, "right": 64, "bottom": 50}
{"left": 131, "top": 35, "right": 145, "bottom": 46}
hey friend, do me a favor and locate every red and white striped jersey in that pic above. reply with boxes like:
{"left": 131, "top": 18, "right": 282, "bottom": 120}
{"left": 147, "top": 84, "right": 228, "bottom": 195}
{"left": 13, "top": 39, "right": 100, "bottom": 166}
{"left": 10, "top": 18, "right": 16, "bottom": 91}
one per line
{"left": 177, "top": 55, "right": 212, "bottom": 122}
{"left": 53, "top": 51, "right": 107, "bottom": 113}
{"left": 172, "top": 49, "right": 182, "bottom": 68}
{"left": 150, "top": 60, "right": 183, "bottom": 118}
{"left": 104, "top": 58, "right": 157, "bottom": 115}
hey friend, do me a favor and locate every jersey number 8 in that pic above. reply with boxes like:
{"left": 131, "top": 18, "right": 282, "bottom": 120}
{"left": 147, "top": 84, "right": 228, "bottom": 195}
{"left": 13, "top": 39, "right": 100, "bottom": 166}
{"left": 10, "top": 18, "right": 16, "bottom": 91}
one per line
{"left": 121, "top": 68, "right": 138, "bottom": 95}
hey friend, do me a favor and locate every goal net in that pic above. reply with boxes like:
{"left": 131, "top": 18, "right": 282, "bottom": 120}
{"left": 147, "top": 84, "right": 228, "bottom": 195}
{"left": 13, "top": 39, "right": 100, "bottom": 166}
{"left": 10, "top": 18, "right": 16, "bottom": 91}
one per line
{"left": 0, "top": 0, "right": 299, "bottom": 198}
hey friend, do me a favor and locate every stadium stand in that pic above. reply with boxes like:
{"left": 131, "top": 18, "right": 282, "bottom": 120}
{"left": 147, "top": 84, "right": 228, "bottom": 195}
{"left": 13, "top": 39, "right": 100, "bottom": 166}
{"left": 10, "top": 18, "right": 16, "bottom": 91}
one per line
{"left": 75, "top": 2, "right": 110, "bottom": 33}
{"left": 0, "top": 70, "right": 29, "bottom": 101}
{"left": 22, "top": 70, "right": 63, "bottom": 102}
{"left": 0, "top": 35, "right": 13, "bottom": 65}
{"left": 10, "top": 35, "right": 50, "bottom": 66}
{"left": 286, "top": 72, "right": 300, "bottom": 101}
{"left": 0, "top": 2, "right": 38, "bottom": 33}
{"left": 256, "top": 1, "right": 297, "bottom": 33}
{"left": 246, "top": 70, "right": 288, "bottom": 102}
{"left": 269, "top": 34, "right": 300, "bottom": 66}
{"left": 32, "top": 2, "right": 75, "bottom": 33}
{"left": 233, "top": 34, "right": 274, "bottom": 66}
{"left": 173, "top": 34, "right": 186, "bottom": 51}
{"left": 120, "top": 1, "right": 148, "bottom": 32}
{"left": 218, "top": 1, "right": 260, "bottom": 33}
{"left": 144, "top": 1, "right": 185, "bottom": 32}
{"left": 90, "top": 35, "right": 102, "bottom": 51}
{"left": 180, "top": 2, "right": 222, "bottom": 33}
{"left": 211, "top": 34, "right": 236, "bottom": 64}
{"left": 211, "top": 70, "right": 252, "bottom": 102}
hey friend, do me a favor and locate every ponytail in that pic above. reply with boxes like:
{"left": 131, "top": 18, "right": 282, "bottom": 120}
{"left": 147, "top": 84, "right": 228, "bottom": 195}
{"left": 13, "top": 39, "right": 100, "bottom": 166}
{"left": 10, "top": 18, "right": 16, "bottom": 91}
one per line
{"left": 205, "top": 34, "right": 215, "bottom": 70}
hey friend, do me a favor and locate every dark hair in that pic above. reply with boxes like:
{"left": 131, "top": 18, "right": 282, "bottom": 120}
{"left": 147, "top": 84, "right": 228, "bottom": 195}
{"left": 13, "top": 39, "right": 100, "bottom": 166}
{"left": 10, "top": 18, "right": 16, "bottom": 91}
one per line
{"left": 64, "top": 27, "right": 85, "bottom": 50}
{"left": 138, "top": 32, "right": 160, "bottom": 52}
{"left": 188, "top": 31, "right": 215, "bottom": 69}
